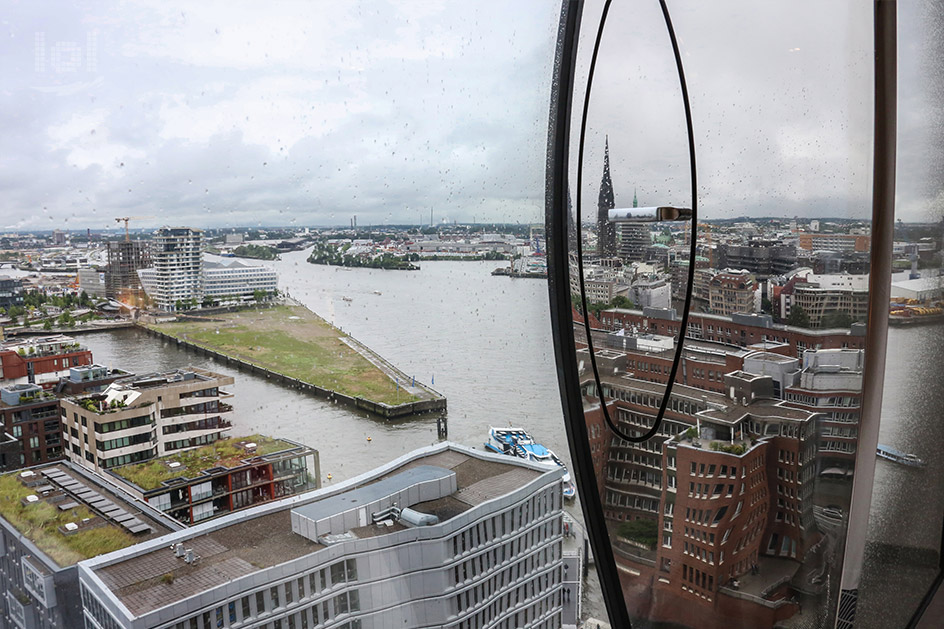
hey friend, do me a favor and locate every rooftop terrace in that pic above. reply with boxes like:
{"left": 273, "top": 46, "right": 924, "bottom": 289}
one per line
{"left": 110, "top": 435, "right": 304, "bottom": 491}
{"left": 697, "top": 399, "right": 813, "bottom": 425}
{"left": 0, "top": 465, "right": 173, "bottom": 568}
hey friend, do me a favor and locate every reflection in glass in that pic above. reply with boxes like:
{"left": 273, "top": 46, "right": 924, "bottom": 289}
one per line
{"left": 552, "top": 1, "right": 877, "bottom": 626}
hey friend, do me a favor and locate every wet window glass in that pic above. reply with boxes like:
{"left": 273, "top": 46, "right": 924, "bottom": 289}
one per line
{"left": 0, "top": 1, "right": 941, "bottom": 628}
{"left": 544, "top": 0, "right": 939, "bottom": 626}
{"left": 0, "top": 1, "right": 607, "bottom": 628}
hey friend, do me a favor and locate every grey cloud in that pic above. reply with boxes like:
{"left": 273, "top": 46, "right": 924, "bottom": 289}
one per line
{"left": 0, "top": 1, "right": 940, "bottom": 231}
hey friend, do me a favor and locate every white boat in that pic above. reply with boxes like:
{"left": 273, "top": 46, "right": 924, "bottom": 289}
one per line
{"left": 485, "top": 427, "right": 576, "bottom": 499}
{"left": 876, "top": 444, "right": 926, "bottom": 467}
{"left": 342, "top": 296, "right": 353, "bottom": 302}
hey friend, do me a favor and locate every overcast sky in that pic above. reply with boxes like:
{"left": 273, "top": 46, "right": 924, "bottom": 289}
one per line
{"left": 0, "top": 1, "right": 940, "bottom": 232}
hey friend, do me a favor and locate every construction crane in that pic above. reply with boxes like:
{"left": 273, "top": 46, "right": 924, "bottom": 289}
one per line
{"left": 114, "top": 216, "right": 154, "bottom": 241}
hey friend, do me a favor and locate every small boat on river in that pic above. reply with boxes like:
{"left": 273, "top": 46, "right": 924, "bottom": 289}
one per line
{"left": 485, "top": 427, "right": 576, "bottom": 499}
{"left": 876, "top": 444, "right": 926, "bottom": 467}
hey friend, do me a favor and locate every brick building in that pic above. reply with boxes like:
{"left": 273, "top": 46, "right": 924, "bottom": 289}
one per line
{"left": 784, "top": 349, "right": 863, "bottom": 477}
{"left": 0, "top": 383, "right": 63, "bottom": 470}
{"left": 708, "top": 269, "right": 758, "bottom": 315}
{"left": 0, "top": 335, "right": 94, "bottom": 389}
{"left": 599, "top": 308, "right": 866, "bottom": 357}
{"left": 582, "top": 369, "right": 820, "bottom": 628}
{"left": 106, "top": 435, "right": 319, "bottom": 525}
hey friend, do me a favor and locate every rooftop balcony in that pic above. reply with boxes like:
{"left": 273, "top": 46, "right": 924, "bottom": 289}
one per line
{"left": 675, "top": 427, "right": 755, "bottom": 456}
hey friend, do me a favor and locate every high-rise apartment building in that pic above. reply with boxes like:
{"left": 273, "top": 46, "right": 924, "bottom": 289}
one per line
{"left": 151, "top": 227, "right": 204, "bottom": 311}
{"left": 617, "top": 224, "right": 651, "bottom": 263}
{"left": 105, "top": 240, "right": 152, "bottom": 301}
{"left": 60, "top": 368, "right": 234, "bottom": 472}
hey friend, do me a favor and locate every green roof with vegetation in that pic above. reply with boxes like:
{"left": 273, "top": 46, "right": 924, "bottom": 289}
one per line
{"left": 144, "top": 305, "right": 421, "bottom": 406}
{"left": 111, "top": 434, "right": 298, "bottom": 490}
{"left": 0, "top": 473, "right": 136, "bottom": 567}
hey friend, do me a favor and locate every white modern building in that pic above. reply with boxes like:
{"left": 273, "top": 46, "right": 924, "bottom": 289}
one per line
{"left": 625, "top": 277, "right": 671, "bottom": 310}
{"left": 75, "top": 442, "right": 567, "bottom": 629}
{"left": 60, "top": 368, "right": 234, "bottom": 472}
{"left": 203, "top": 259, "right": 278, "bottom": 301}
{"left": 150, "top": 227, "right": 205, "bottom": 311}
{"left": 138, "top": 228, "right": 279, "bottom": 310}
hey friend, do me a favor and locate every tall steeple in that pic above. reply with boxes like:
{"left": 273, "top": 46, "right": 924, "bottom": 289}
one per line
{"left": 597, "top": 136, "right": 617, "bottom": 257}
{"left": 633, "top": 187, "right": 638, "bottom": 208}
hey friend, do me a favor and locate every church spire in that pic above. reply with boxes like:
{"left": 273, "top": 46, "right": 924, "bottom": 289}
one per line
{"left": 633, "top": 187, "right": 638, "bottom": 208}
{"left": 597, "top": 136, "right": 616, "bottom": 257}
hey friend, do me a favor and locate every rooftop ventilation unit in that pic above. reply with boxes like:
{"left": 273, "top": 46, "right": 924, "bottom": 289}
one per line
{"left": 184, "top": 549, "right": 198, "bottom": 564}
{"left": 371, "top": 504, "right": 401, "bottom": 524}
{"left": 64, "top": 522, "right": 78, "bottom": 532}
{"left": 399, "top": 508, "right": 439, "bottom": 527}
{"left": 26, "top": 495, "right": 38, "bottom": 503}
{"left": 173, "top": 543, "right": 185, "bottom": 558}
{"left": 168, "top": 462, "right": 182, "bottom": 469}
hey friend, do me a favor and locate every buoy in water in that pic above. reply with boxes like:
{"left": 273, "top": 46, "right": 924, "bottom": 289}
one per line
{"left": 367, "top": 436, "right": 372, "bottom": 442}
{"left": 327, "top": 474, "right": 333, "bottom": 480}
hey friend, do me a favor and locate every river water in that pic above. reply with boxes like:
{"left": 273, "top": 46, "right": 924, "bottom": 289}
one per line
{"left": 54, "top": 249, "right": 944, "bottom": 624}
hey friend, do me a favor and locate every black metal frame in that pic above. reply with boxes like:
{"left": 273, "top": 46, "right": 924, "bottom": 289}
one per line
{"left": 547, "top": 0, "right": 944, "bottom": 626}
{"left": 571, "top": 0, "right": 698, "bottom": 444}
{"left": 544, "top": 1, "right": 634, "bottom": 626}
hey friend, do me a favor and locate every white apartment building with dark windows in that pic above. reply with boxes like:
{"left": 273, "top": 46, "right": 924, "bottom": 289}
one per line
{"left": 77, "top": 442, "right": 567, "bottom": 629}
{"left": 60, "top": 368, "right": 234, "bottom": 473}
{"left": 150, "top": 227, "right": 205, "bottom": 311}
{"left": 203, "top": 259, "right": 278, "bottom": 301}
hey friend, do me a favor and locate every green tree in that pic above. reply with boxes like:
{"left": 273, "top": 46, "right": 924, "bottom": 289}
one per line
{"left": 609, "top": 295, "right": 635, "bottom": 310}
{"left": 616, "top": 518, "right": 659, "bottom": 548}
{"left": 820, "top": 311, "right": 854, "bottom": 329}
{"left": 43, "top": 319, "right": 52, "bottom": 330}
{"left": 786, "top": 305, "right": 811, "bottom": 328}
